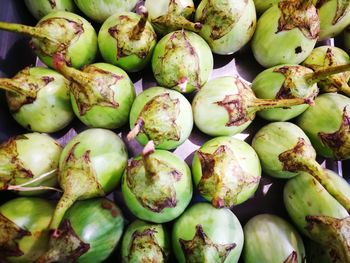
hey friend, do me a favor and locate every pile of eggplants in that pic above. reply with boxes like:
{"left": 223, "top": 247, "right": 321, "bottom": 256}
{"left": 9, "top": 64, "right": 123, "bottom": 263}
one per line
{"left": 1, "top": 0, "right": 350, "bottom": 262}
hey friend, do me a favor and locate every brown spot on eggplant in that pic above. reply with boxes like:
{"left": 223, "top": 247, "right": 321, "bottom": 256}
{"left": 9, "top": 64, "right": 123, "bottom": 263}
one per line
{"left": 49, "top": 0, "right": 57, "bottom": 9}
{"left": 0, "top": 213, "right": 31, "bottom": 258}
{"left": 101, "top": 199, "right": 119, "bottom": 218}
{"left": 295, "top": 46, "right": 302, "bottom": 54}
{"left": 277, "top": 0, "right": 319, "bottom": 39}
{"left": 41, "top": 76, "right": 55, "bottom": 85}
{"left": 136, "top": 93, "right": 181, "bottom": 145}
{"left": 128, "top": 228, "right": 166, "bottom": 262}
{"left": 179, "top": 224, "right": 236, "bottom": 262}
{"left": 318, "top": 107, "right": 350, "bottom": 160}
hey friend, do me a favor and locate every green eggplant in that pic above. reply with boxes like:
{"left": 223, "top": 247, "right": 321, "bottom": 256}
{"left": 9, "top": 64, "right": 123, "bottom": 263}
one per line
{"left": 192, "top": 136, "right": 261, "bottom": 208}
{"left": 121, "top": 220, "right": 170, "bottom": 262}
{"left": 284, "top": 169, "right": 350, "bottom": 262}
{"left": 172, "top": 202, "right": 244, "bottom": 263}
{"left": 37, "top": 198, "right": 124, "bottom": 263}
{"left": 0, "top": 197, "right": 54, "bottom": 262}
{"left": 243, "top": 214, "right": 306, "bottom": 263}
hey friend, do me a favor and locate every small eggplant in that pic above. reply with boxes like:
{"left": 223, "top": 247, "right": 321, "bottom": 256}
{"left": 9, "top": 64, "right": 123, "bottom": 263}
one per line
{"left": 172, "top": 202, "right": 244, "bottom": 263}
{"left": 98, "top": 9, "right": 157, "bottom": 72}
{"left": 53, "top": 56, "right": 136, "bottom": 129}
{"left": 252, "top": 62, "right": 350, "bottom": 121}
{"left": 284, "top": 170, "right": 350, "bottom": 262}
{"left": 49, "top": 128, "right": 128, "bottom": 232}
{"left": 24, "top": 0, "right": 76, "bottom": 20}
{"left": 192, "top": 76, "right": 311, "bottom": 137}
{"left": 302, "top": 46, "right": 350, "bottom": 96}
{"left": 297, "top": 93, "right": 350, "bottom": 160}
{"left": 252, "top": 121, "right": 350, "bottom": 212}
{"left": 251, "top": 0, "right": 320, "bottom": 67}
{"left": 316, "top": 0, "right": 350, "bottom": 40}
{"left": 74, "top": 0, "right": 138, "bottom": 23}
{"left": 122, "top": 141, "right": 192, "bottom": 223}
{"left": 0, "top": 133, "right": 61, "bottom": 195}
{"left": 0, "top": 66, "right": 73, "bottom": 133}
{"left": 243, "top": 214, "right": 306, "bottom": 263}
{"left": 145, "top": 0, "right": 202, "bottom": 36}
{"left": 121, "top": 220, "right": 170, "bottom": 262}
{"left": 195, "top": 0, "right": 257, "bottom": 55}
{"left": 192, "top": 136, "right": 261, "bottom": 208}
{"left": 151, "top": 30, "right": 213, "bottom": 93}
{"left": 0, "top": 197, "right": 54, "bottom": 262}
{"left": 0, "top": 11, "right": 97, "bottom": 69}
{"left": 37, "top": 198, "right": 124, "bottom": 263}
{"left": 128, "top": 86, "right": 193, "bottom": 150}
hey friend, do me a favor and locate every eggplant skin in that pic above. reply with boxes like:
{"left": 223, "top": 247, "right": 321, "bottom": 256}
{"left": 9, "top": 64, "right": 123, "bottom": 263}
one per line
{"left": 63, "top": 198, "right": 125, "bottom": 263}
{"left": 243, "top": 214, "right": 306, "bottom": 263}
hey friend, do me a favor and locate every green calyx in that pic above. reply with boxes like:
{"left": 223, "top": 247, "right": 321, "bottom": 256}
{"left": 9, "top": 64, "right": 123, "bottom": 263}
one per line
{"left": 179, "top": 224, "right": 236, "bottom": 263}
{"left": 0, "top": 136, "right": 33, "bottom": 190}
{"left": 36, "top": 220, "right": 89, "bottom": 263}
{"left": 31, "top": 16, "right": 84, "bottom": 65}
{"left": 0, "top": 213, "right": 31, "bottom": 258}
{"left": 303, "top": 46, "right": 350, "bottom": 95}
{"left": 315, "top": 0, "right": 350, "bottom": 25}
{"left": 305, "top": 215, "right": 350, "bottom": 263}
{"left": 318, "top": 107, "right": 350, "bottom": 159}
{"left": 50, "top": 142, "right": 105, "bottom": 230}
{"left": 55, "top": 59, "right": 121, "bottom": 115}
{"left": 128, "top": 228, "right": 166, "bottom": 261}
{"left": 196, "top": 145, "right": 259, "bottom": 208}
{"left": 0, "top": 67, "right": 53, "bottom": 112}
{"left": 149, "top": 0, "right": 202, "bottom": 35}
{"left": 152, "top": 30, "right": 212, "bottom": 93}
{"left": 215, "top": 77, "right": 310, "bottom": 127}
{"left": 195, "top": 0, "right": 241, "bottom": 41}
{"left": 125, "top": 142, "right": 182, "bottom": 213}
{"left": 277, "top": 0, "right": 319, "bottom": 40}
{"left": 128, "top": 93, "right": 181, "bottom": 146}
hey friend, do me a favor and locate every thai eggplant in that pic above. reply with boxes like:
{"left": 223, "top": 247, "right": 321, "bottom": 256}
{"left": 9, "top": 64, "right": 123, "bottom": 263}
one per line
{"left": 192, "top": 136, "right": 261, "bottom": 208}
{"left": 0, "top": 66, "right": 73, "bottom": 133}
{"left": 0, "top": 11, "right": 97, "bottom": 69}
{"left": 122, "top": 141, "right": 192, "bottom": 223}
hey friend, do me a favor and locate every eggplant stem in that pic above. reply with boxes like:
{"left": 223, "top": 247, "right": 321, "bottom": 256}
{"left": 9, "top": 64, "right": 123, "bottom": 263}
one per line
{"left": 301, "top": 158, "right": 350, "bottom": 211}
{"left": 305, "top": 63, "right": 350, "bottom": 85}
{"left": 0, "top": 78, "right": 29, "bottom": 95}
{"left": 127, "top": 119, "right": 144, "bottom": 141}
{"left": 7, "top": 185, "right": 62, "bottom": 192}
{"left": 152, "top": 13, "right": 202, "bottom": 33}
{"left": 142, "top": 140, "right": 157, "bottom": 178}
{"left": 252, "top": 97, "right": 311, "bottom": 111}
{"left": 54, "top": 60, "right": 92, "bottom": 89}
{"left": 49, "top": 193, "right": 78, "bottom": 230}
{"left": 14, "top": 169, "right": 57, "bottom": 187}
{"left": 130, "top": 5, "right": 148, "bottom": 41}
{"left": 0, "top": 21, "right": 57, "bottom": 43}
{"left": 337, "top": 83, "right": 350, "bottom": 97}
